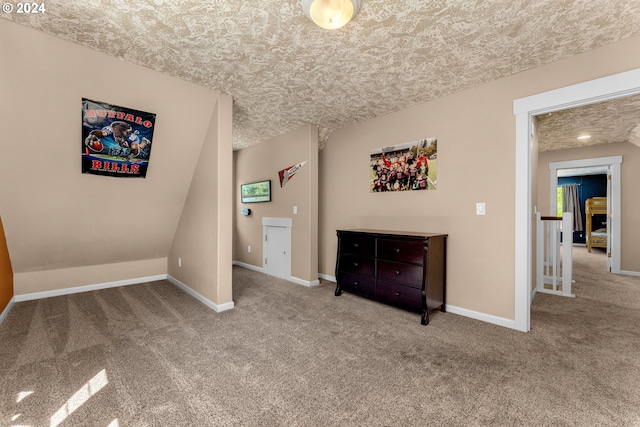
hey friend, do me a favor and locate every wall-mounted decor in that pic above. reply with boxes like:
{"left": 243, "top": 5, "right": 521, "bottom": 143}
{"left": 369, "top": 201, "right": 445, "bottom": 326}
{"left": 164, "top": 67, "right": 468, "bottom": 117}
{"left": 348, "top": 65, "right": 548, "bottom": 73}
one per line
{"left": 370, "top": 138, "right": 437, "bottom": 192}
{"left": 241, "top": 180, "right": 272, "bottom": 203}
{"left": 279, "top": 161, "right": 307, "bottom": 187}
{"left": 82, "top": 98, "right": 156, "bottom": 178}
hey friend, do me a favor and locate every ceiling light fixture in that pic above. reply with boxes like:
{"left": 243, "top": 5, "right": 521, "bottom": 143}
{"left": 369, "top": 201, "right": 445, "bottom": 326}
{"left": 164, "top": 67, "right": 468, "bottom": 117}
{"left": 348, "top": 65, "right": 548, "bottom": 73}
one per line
{"left": 577, "top": 135, "right": 592, "bottom": 140}
{"left": 301, "top": 0, "right": 362, "bottom": 30}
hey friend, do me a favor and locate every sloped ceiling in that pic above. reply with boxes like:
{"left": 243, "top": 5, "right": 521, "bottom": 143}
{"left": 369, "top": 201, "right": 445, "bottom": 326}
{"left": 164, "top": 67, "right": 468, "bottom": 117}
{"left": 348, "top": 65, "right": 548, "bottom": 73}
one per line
{"left": 3, "top": 0, "right": 640, "bottom": 149}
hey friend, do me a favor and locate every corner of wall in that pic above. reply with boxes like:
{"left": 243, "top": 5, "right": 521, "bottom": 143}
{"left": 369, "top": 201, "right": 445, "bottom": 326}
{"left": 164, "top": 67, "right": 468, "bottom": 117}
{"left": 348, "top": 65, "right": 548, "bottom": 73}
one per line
{"left": 168, "top": 92, "right": 234, "bottom": 306}
{"left": 307, "top": 125, "right": 319, "bottom": 281}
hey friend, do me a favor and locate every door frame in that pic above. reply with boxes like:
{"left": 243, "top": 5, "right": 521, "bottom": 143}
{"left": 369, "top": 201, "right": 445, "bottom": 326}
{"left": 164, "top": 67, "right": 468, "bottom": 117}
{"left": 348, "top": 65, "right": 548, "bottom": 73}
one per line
{"left": 548, "top": 156, "right": 622, "bottom": 273}
{"left": 514, "top": 68, "right": 640, "bottom": 332}
{"left": 262, "top": 217, "right": 292, "bottom": 280}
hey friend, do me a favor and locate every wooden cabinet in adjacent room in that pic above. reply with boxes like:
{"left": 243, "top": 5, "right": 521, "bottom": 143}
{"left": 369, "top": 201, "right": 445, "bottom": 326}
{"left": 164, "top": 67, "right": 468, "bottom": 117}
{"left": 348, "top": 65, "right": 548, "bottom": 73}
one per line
{"left": 335, "top": 229, "right": 447, "bottom": 325}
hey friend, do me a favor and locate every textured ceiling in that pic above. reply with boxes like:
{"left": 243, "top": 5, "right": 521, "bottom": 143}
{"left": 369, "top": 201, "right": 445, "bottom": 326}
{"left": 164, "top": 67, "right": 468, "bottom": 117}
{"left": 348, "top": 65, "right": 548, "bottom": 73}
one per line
{"left": 537, "top": 95, "right": 640, "bottom": 151}
{"left": 3, "top": 0, "right": 640, "bottom": 149}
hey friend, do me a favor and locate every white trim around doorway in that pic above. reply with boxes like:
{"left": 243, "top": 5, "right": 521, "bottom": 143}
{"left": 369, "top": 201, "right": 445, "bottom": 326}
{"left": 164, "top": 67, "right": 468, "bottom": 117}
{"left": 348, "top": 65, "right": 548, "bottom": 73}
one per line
{"left": 549, "top": 156, "right": 622, "bottom": 274}
{"left": 513, "top": 67, "right": 640, "bottom": 332}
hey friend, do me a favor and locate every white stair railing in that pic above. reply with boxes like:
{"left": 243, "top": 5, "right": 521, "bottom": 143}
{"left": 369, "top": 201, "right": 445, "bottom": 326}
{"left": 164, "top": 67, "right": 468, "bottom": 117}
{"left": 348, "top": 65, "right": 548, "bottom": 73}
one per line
{"left": 536, "top": 212, "right": 575, "bottom": 298}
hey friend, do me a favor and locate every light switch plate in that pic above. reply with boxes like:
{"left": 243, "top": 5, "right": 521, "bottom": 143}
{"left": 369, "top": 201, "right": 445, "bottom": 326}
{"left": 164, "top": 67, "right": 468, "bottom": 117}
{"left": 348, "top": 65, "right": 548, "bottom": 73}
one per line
{"left": 476, "top": 202, "right": 486, "bottom": 216}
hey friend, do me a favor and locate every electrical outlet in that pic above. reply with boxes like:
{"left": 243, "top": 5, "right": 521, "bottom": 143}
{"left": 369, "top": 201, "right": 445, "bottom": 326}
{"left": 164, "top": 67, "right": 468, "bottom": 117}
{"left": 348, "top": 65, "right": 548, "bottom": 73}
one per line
{"left": 248, "top": 245, "right": 252, "bottom": 253}
{"left": 476, "top": 202, "right": 486, "bottom": 216}
{"left": 293, "top": 205, "right": 298, "bottom": 215}
{"left": 178, "top": 257, "right": 182, "bottom": 267}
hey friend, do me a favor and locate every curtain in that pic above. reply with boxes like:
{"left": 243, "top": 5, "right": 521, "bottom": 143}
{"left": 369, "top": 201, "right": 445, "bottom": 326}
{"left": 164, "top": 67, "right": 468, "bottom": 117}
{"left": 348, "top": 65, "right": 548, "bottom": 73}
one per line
{"left": 562, "top": 184, "right": 583, "bottom": 232}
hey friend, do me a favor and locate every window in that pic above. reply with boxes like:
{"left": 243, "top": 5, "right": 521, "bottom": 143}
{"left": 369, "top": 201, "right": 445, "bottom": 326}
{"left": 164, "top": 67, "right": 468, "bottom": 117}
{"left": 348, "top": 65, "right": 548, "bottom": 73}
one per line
{"left": 556, "top": 186, "right": 563, "bottom": 217}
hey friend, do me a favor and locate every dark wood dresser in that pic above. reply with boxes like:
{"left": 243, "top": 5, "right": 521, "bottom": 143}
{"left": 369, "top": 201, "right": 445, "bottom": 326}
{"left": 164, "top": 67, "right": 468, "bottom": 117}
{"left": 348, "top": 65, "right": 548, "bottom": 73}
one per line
{"left": 335, "top": 229, "right": 447, "bottom": 325}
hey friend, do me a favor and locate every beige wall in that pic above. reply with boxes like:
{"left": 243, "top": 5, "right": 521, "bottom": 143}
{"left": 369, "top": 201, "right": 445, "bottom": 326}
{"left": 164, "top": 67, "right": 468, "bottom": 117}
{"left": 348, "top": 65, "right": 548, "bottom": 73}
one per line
{"left": 537, "top": 142, "right": 640, "bottom": 273}
{"left": 319, "top": 34, "right": 640, "bottom": 321}
{"left": 0, "top": 217, "right": 13, "bottom": 314}
{"left": 0, "top": 20, "right": 220, "bottom": 294}
{"left": 233, "top": 124, "right": 319, "bottom": 283}
{"left": 168, "top": 94, "right": 234, "bottom": 305}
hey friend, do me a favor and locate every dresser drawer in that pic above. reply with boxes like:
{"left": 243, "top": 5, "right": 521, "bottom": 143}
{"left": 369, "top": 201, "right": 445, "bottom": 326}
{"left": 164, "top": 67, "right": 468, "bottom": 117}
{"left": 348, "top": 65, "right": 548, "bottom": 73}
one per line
{"left": 377, "top": 238, "right": 424, "bottom": 264}
{"left": 339, "top": 234, "right": 375, "bottom": 257}
{"left": 377, "top": 260, "right": 423, "bottom": 288}
{"left": 376, "top": 280, "right": 422, "bottom": 311}
{"left": 338, "top": 273, "right": 375, "bottom": 298}
{"left": 339, "top": 255, "right": 375, "bottom": 277}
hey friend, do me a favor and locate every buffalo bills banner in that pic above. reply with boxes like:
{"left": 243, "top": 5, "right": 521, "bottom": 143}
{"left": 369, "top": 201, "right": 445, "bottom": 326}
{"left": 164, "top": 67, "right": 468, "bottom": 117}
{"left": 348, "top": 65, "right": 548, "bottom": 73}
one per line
{"left": 82, "top": 98, "right": 156, "bottom": 178}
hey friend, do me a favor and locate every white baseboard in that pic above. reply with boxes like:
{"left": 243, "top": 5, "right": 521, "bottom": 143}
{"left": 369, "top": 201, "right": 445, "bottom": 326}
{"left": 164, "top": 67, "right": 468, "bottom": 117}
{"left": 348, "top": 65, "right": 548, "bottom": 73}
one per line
{"left": 12, "top": 271, "right": 235, "bottom": 315}
{"left": 289, "top": 276, "right": 320, "bottom": 287}
{"left": 445, "top": 304, "right": 516, "bottom": 330}
{"left": 321, "top": 272, "right": 514, "bottom": 329}
{"left": 14, "top": 274, "right": 169, "bottom": 302}
{"left": 0, "top": 296, "right": 15, "bottom": 324}
{"left": 166, "top": 275, "right": 234, "bottom": 313}
{"left": 620, "top": 270, "right": 640, "bottom": 277}
{"left": 318, "top": 273, "right": 336, "bottom": 282}
{"left": 233, "top": 261, "right": 320, "bottom": 287}
{"left": 232, "top": 260, "right": 264, "bottom": 273}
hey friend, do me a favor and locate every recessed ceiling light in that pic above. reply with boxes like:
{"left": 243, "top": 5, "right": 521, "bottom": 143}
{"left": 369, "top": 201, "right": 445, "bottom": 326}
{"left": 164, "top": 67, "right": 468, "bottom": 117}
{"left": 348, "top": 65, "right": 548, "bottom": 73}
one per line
{"left": 577, "top": 135, "right": 591, "bottom": 140}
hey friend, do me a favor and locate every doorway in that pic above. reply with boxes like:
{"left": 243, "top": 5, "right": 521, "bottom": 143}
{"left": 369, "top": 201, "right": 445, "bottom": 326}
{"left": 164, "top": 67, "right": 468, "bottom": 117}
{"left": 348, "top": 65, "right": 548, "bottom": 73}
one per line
{"left": 514, "top": 67, "right": 640, "bottom": 332}
{"left": 262, "top": 217, "right": 291, "bottom": 280}
{"left": 548, "top": 157, "right": 622, "bottom": 273}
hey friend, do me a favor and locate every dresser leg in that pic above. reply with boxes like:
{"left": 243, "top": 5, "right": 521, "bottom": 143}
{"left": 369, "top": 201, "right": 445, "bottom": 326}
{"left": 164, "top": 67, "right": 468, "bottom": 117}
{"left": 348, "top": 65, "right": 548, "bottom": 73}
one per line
{"left": 421, "top": 310, "right": 429, "bottom": 325}
{"left": 335, "top": 283, "right": 342, "bottom": 296}
{"left": 440, "top": 304, "right": 446, "bottom": 313}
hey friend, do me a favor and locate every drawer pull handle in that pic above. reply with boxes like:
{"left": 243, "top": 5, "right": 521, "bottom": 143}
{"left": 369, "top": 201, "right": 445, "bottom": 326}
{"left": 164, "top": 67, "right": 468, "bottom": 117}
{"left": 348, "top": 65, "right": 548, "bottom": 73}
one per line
{"left": 353, "top": 281, "right": 359, "bottom": 286}
{"left": 395, "top": 270, "right": 401, "bottom": 275}
{"left": 395, "top": 291, "right": 401, "bottom": 296}
{"left": 394, "top": 248, "right": 400, "bottom": 254}
{"left": 353, "top": 243, "right": 359, "bottom": 248}
{"left": 354, "top": 262, "right": 359, "bottom": 267}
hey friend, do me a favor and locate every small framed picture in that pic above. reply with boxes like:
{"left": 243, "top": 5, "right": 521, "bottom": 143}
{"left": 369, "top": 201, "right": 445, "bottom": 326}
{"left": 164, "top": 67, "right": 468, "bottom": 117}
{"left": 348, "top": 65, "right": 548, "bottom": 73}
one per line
{"left": 241, "top": 180, "right": 272, "bottom": 203}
